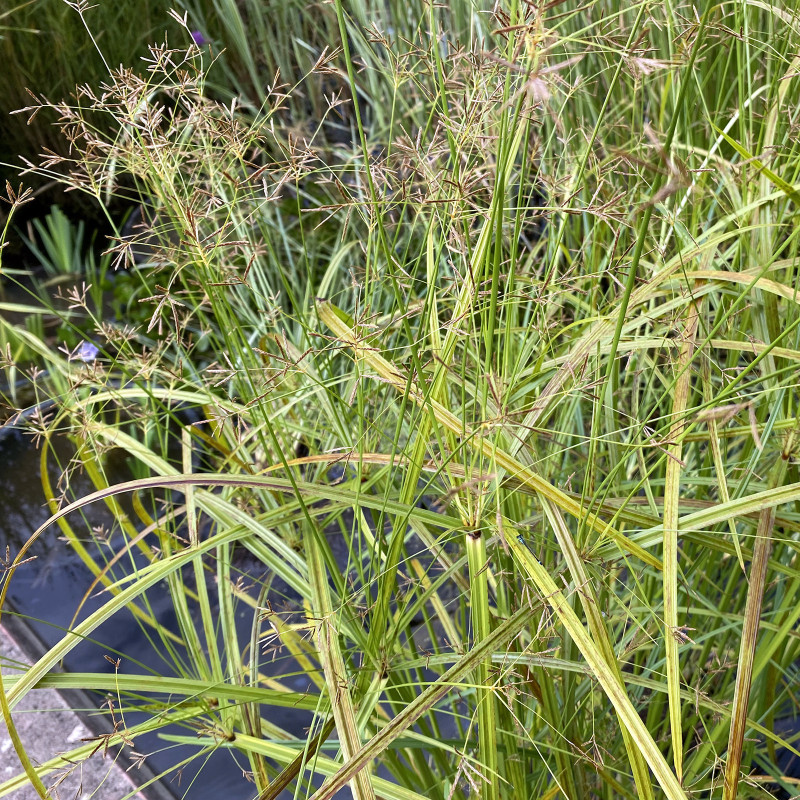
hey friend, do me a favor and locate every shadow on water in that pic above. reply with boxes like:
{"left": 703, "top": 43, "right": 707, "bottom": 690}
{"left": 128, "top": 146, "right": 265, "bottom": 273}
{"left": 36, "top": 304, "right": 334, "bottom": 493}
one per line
{"left": 4, "top": 424, "right": 799, "bottom": 798}
{"left": 0, "top": 429, "right": 334, "bottom": 800}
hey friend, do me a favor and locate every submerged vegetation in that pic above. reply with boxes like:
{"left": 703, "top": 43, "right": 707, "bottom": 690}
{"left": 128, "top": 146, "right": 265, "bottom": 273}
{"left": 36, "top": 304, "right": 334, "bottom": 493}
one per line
{"left": 2, "top": 1, "right": 800, "bottom": 798}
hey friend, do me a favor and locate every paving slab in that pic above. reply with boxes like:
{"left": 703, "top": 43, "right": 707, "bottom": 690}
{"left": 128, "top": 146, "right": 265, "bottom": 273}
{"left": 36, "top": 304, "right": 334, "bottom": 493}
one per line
{"left": 1, "top": 624, "right": 146, "bottom": 800}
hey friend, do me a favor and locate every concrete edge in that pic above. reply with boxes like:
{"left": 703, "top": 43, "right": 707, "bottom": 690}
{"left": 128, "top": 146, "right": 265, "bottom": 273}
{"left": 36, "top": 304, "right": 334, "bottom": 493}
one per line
{"left": 1, "top": 606, "right": 176, "bottom": 800}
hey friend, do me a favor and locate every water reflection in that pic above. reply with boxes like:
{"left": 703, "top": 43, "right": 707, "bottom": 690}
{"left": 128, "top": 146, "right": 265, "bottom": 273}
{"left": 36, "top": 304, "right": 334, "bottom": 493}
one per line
{"left": 0, "top": 430, "right": 299, "bottom": 800}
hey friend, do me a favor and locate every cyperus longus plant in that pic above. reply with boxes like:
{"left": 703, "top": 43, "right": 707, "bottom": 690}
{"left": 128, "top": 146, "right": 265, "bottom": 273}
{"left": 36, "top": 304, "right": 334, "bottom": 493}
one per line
{"left": 2, "top": 1, "right": 800, "bottom": 800}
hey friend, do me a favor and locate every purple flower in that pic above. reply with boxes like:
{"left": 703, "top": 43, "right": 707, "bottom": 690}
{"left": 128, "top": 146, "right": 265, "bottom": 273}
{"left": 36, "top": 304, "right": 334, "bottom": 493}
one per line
{"left": 191, "top": 30, "right": 208, "bottom": 46}
{"left": 76, "top": 341, "right": 99, "bottom": 362}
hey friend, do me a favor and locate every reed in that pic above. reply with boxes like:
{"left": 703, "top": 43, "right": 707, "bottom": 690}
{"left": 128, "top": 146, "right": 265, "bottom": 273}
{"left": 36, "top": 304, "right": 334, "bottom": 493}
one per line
{"left": 2, "top": 2, "right": 800, "bottom": 799}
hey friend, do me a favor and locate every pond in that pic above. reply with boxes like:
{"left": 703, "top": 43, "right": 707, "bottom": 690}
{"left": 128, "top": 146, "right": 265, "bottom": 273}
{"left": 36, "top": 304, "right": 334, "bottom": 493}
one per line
{"left": 0, "top": 427, "right": 323, "bottom": 800}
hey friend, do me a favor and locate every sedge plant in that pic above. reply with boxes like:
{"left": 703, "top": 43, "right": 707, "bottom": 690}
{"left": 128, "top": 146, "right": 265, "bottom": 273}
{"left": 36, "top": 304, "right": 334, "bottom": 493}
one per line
{"left": 2, "top": 2, "right": 800, "bottom": 800}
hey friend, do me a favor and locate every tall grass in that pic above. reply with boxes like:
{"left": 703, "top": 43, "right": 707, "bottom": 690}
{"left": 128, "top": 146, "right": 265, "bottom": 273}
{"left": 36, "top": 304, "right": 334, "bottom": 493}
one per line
{"left": 2, "top": 1, "right": 800, "bottom": 799}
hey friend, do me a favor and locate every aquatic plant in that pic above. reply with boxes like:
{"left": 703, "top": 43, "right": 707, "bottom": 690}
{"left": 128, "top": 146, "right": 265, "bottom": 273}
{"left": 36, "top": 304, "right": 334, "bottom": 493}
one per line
{"left": 2, "top": 2, "right": 800, "bottom": 800}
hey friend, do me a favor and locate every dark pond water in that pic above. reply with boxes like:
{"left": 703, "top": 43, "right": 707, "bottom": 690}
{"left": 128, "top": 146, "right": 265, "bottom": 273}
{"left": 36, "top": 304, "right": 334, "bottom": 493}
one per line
{"left": 0, "top": 428, "right": 326, "bottom": 800}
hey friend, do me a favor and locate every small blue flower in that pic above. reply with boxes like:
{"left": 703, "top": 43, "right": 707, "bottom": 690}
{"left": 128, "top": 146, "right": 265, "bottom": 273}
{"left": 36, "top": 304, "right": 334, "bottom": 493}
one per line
{"left": 76, "top": 341, "right": 99, "bottom": 362}
{"left": 191, "top": 30, "right": 208, "bottom": 46}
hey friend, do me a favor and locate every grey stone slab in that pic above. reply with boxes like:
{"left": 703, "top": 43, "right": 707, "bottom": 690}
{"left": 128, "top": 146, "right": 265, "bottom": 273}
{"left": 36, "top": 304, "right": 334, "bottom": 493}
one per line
{"left": 0, "top": 624, "right": 145, "bottom": 800}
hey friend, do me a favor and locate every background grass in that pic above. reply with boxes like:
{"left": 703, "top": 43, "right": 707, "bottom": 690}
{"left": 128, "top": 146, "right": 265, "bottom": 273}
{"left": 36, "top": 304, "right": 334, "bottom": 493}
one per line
{"left": 2, "top": 1, "right": 800, "bottom": 799}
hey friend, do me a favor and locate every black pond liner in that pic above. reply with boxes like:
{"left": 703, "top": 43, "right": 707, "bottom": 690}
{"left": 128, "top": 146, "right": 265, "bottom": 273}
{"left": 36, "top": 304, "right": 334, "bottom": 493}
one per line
{"left": 755, "top": 713, "right": 800, "bottom": 798}
{"left": 7, "top": 419, "right": 800, "bottom": 797}
{"left": 0, "top": 427, "right": 338, "bottom": 800}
